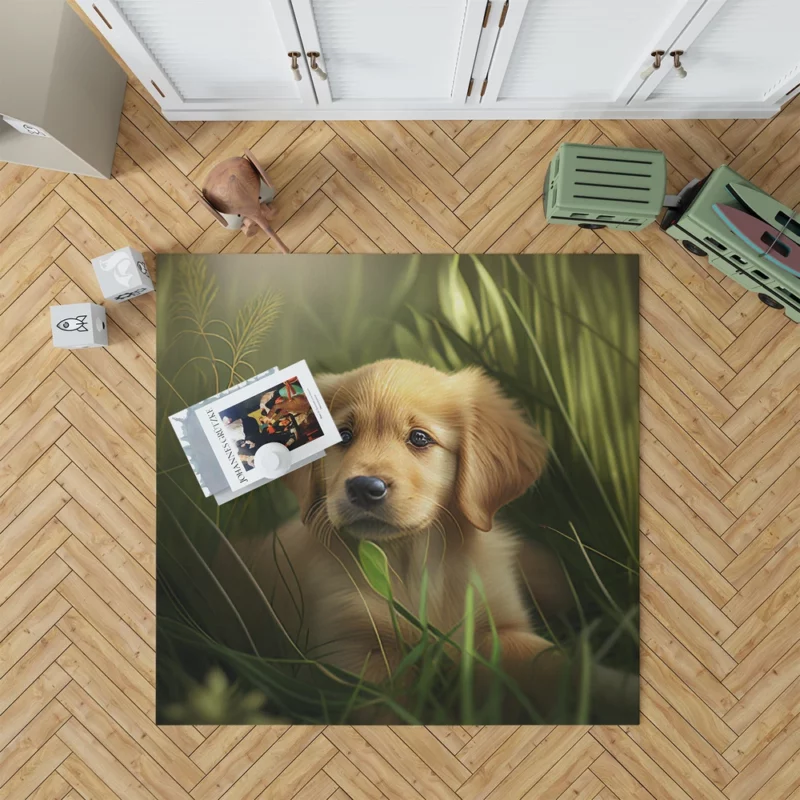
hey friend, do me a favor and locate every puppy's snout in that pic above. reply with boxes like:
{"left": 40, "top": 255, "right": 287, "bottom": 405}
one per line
{"left": 346, "top": 476, "right": 388, "bottom": 507}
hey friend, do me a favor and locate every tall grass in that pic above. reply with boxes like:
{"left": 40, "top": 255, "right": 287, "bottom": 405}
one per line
{"left": 156, "top": 253, "right": 639, "bottom": 724}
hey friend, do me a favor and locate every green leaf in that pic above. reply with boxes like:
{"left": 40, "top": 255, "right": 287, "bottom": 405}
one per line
{"left": 418, "top": 567, "right": 429, "bottom": 631}
{"left": 437, "top": 255, "right": 479, "bottom": 341}
{"left": 388, "top": 254, "right": 420, "bottom": 313}
{"left": 460, "top": 582, "right": 476, "bottom": 725}
{"left": 576, "top": 631, "right": 592, "bottom": 724}
{"left": 393, "top": 639, "right": 428, "bottom": 680}
{"left": 431, "top": 318, "right": 463, "bottom": 369}
{"left": 408, "top": 308, "right": 450, "bottom": 371}
{"left": 358, "top": 540, "right": 393, "bottom": 600}
{"left": 392, "top": 323, "right": 429, "bottom": 364}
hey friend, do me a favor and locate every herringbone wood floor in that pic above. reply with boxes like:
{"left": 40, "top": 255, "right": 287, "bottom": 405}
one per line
{"left": 3, "top": 37, "right": 800, "bottom": 798}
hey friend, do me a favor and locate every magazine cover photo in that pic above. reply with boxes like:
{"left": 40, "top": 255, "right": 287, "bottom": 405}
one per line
{"left": 156, "top": 253, "right": 640, "bottom": 726}
{"left": 218, "top": 375, "right": 321, "bottom": 472}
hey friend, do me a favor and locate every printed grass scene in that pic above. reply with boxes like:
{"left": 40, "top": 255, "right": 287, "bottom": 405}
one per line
{"left": 156, "top": 253, "right": 639, "bottom": 725}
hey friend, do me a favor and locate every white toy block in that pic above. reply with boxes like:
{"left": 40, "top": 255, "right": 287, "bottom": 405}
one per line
{"left": 91, "top": 246, "right": 154, "bottom": 302}
{"left": 50, "top": 303, "right": 107, "bottom": 349}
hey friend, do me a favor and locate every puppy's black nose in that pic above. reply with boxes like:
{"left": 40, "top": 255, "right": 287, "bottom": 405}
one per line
{"left": 346, "top": 476, "right": 388, "bottom": 506}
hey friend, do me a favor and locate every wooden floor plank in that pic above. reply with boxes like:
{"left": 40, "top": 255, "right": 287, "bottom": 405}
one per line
{"left": 56, "top": 723, "right": 157, "bottom": 800}
{"left": 57, "top": 681, "right": 193, "bottom": 800}
{"left": 111, "top": 147, "right": 203, "bottom": 248}
{"left": 55, "top": 402, "right": 154, "bottom": 509}
{"left": 0, "top": 163, "right": 36, "bottom": 206}
{"left": 55, "top": 357, "right": 154, "bottom": 467}
{"left": 468, "top": 120, "right": 600, "bottom": 252}
{"left": 640, "top": 392, "right": 736, "bottom": 501}
{"left": 0, "top": 264, "right": 69, "bottom": 347}
{"left": 640, "top": 645, "right": 737, "bottom": 751}
{"left": 57, "top": 570, "right": 154, "bottom": 684}
{"left": 189, "top": 727, "right": 288, "bottom": 800}
{"left": 324, "top": 132, "right": 456, "bottom": 251}
{"left": 0, "top": 592, "right": 70, "bottom": 682}
{"left": 642, "top": 573, "right": 737, "bottom": 682}
{"left": 0, "top": 170, "right": 65, "bottom": 243}
{"left": 57, "top": 646, "right": 204, "bottom": 791}
{"left": 188, "top": 122, "right": 240, "bottom": 158}
{"left": 0, "top": 698, "right": 70, "bottom": 789}
{"left": 454, "top": 120, "right": 506, "bottom": 155}
{"left": 363, "top": 120, "right": 469, "bottom": 210}
{"left": 257, "top": 125, "right": 327, "bottom": 191}
{"left": 454, "top": 119, "right": 576, "bottom": 229}
{"left": 399, "top": 121, "right": 469, "bottom": 174}
{"left": 642, "top": 500, "right": 736, "bottom": 608}
{"left": 0, "top": 733, "right": 70, "bottom": 800}
{"left": 453, "top": 121, "right": 540, "bottom": 192}
{"left": 122, "top": 85, "right": 202, "bottom": 175}
{"left": 116, "top": 115, "right": 201, "bottom": 211}
{"left": 322, "top": 172, "right": 415, "bottom": 253}
{"left": 28, "top": 770, "right": 72, "bottom": 800}
{"left": 0, "top": 228, "right": 68, "bottom": 316}
{"left": 639, "top": 681, "right": 737, "bottom": 789}
{"left": 0, "top": 193, "right": 69, "bottom": 278}
{"left": 641, "top": 428, "right": 737, "bottom": 536}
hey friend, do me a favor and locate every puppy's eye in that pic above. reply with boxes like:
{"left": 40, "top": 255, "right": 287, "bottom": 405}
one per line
{"left": 408, "top": 429, "right": 434, "bottom": 448}
{"left": 339, "top": 428, "right": 353, "bottom": 445}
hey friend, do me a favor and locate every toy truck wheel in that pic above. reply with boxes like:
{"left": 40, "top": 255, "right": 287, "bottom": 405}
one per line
{"left": 758, "top": 293, "right": 784, "bottom": 310}
{"left": 578, "top": 223, "right": 606, "bottom": 230}
{"left": 682, "top": 240, "right": 707, "bottom": 257}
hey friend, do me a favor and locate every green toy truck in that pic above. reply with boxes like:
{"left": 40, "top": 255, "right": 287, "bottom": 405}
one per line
{"left": 544, "top": 142, "right": 800, "bottom": 322}
{"left": 544, "top": 143, "right": 667, "bottom": 231}
{"left": 660, "top": 164, "right": 800, "bottom": 323}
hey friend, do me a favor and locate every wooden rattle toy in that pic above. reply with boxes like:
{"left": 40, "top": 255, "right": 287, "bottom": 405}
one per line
{"left": 197, "top": 149, "right": 289, "bottom": 253}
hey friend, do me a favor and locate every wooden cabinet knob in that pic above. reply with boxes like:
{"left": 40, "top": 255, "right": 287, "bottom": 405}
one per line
{"left": 670, "top": 50, "right": 687, "bottom": 79}
{"left": 307, "top": 52, "right": 328, "bottom": 81}
{"left": 288, "top": 52, "right": 302, "bottom": 81}
{"left": 640, "top": 51, "right": 664, "bottom": 81}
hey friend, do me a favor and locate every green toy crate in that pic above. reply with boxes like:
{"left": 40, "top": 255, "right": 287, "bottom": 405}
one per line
{"left": 544, "top": 143, "right": 667, "bottom": 231}
{"left": 661, "top": 164, "right": 800, "bottom": 323}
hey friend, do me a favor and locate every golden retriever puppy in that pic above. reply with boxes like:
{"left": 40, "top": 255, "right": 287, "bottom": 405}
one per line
{"left": 229, "top": 358, "right": 579, "bottom": 716}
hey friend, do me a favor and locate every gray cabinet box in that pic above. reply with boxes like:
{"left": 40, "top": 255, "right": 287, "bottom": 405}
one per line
{"left": 0, "top": 0, "right": 126, "bottom": 178}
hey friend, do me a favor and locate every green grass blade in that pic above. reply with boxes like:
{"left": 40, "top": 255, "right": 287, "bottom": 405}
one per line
{"left": 460, "top": 583, "right": 476, "bottom": 725}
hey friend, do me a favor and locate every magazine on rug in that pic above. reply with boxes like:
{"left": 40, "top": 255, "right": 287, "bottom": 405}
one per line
{"left": 196, "top": 360, "right": 340, "bottom": 491}
{"left": 170, "top": 360, "right": 340, "bottom": 503}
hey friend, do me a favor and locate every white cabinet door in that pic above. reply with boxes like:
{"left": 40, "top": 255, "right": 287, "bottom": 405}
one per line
{"left": 479, "top": 0, "right": 705, "bottom": 110}
{"left": 75, "top": 0, "right": 316, "bottom": 113}
{"left": 289, "top": 0, "right": 487, "bottom": 109}
{"left": 633, "top": 0, "right": 800, "bottom": 109}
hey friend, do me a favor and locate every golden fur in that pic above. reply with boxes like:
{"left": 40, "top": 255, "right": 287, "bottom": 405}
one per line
{"left": 227, "top": 359, "right": 574, "bottom": 714}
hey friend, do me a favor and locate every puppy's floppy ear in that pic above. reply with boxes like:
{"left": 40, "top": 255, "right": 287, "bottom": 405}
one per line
{"left": 454, "top": 367, "right": 548, "bottom": 532}
{"left": 280, "top": 372, "right": 343, "bottom": 523}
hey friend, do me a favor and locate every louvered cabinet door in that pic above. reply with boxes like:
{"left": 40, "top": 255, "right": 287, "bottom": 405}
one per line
{"left": 632, "top": 0, "right": 800, "bottom": 111}
{"left": 479, "top": 0, "right": 703, "bottom": 110}
{"left": 75, "top": 0, "right": 316, "bottom": 114}
{"left": 289, "top": 0, "right": 487, "bottom": 109}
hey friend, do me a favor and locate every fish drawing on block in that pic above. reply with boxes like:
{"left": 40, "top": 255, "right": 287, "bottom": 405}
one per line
{"left": 56, "top": 315, "right": 89, "bottom": 332}
{"left": 713, "top": 204, "right": 800, "bottom": 278}
{"left": 100, "top": 250, "right": 135, "bottom": 287}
